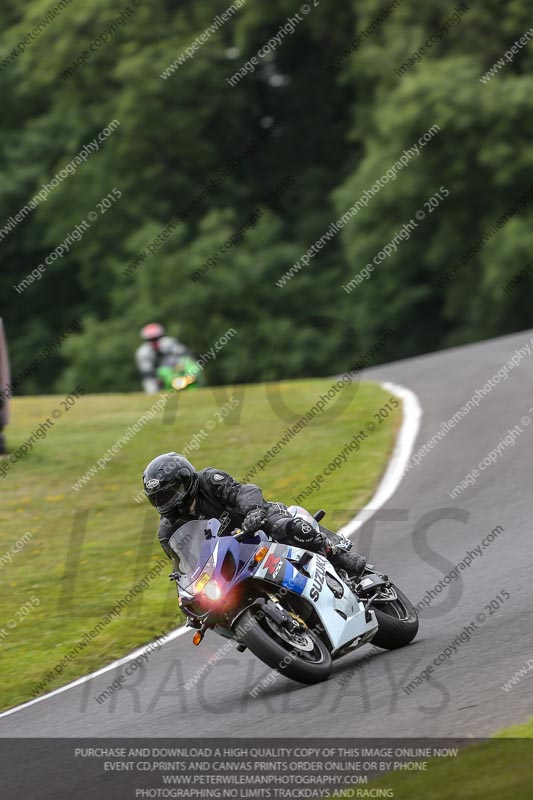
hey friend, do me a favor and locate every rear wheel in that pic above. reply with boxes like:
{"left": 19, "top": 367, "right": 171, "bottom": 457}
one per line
{"left": 370, "top": 584, "right": 419, "bottom": 649}
{"left": 234, "top": 607, "right": 332, "bottom": 684}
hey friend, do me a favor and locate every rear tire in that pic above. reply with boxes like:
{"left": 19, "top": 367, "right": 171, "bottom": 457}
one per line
{"left": 371, "top": 585, "right": 419, "bottom": 650}
{"left": 234, "top": 607, "right": 332, "bottom": 685}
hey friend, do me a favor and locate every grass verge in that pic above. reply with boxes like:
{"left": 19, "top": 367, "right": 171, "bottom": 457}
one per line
{"left": 336, "top": 721, "right": 533, "bottom": 798}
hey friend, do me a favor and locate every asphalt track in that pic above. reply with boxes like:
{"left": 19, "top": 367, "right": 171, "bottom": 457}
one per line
{"left": 2, "top": 329, "right": 533, "bottom": 739}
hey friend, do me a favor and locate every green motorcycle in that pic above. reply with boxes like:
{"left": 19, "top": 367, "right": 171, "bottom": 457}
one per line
{"left": 157, "top": 357, "right": 202, "bottom": 392}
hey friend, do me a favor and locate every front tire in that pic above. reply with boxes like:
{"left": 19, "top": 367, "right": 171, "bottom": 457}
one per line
{"left": 234, "top": 607, "right": 332, "bottom": 685}
{"left": 370, "top": 584, "right": 419, "bottom": 649}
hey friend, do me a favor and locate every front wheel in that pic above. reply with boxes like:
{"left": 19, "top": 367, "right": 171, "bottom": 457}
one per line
{"left": 370, "top": 584, "right": 419, "bottom": 649}
{"left": 234, "top": 607, "right": 332, "bottom": 685}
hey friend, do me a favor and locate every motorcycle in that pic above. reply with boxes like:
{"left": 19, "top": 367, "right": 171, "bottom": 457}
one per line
{"left": 156, "top": 357, "right": 201, "bottom": 392}
{"left": 169, "top": 506, "right": 419, "bottom": 685}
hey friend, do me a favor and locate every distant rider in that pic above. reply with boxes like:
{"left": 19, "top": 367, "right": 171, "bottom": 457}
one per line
{"left": 142, "top": 452, "right": 367, "bottom": 583}
{"left": 135, "top": 323, "right": 191, "bottom": 394}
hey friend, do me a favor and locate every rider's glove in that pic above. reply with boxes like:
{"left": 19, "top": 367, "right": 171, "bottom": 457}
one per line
{"left": 242, "top": 508, "right": 267, "bottom": 534}
{"left": 289, "top": 517, "right": 317, "bottom": 545}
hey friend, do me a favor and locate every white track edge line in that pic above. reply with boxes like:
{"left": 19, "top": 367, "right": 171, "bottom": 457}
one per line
{"left": 337, "top": 381, "right": 422, "bottom": 538}
{"left": 0, "top": 627, "right": 189, "bottom": 719}
{"left": 0, "top": 380, "right": 421, "bottom": 720}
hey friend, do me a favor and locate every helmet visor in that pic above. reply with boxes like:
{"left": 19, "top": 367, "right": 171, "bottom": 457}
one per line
{"left": 146, "top": 476, "right": 189, "bottom": 514}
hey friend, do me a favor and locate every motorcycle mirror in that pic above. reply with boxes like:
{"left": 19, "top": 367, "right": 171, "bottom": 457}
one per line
{"left": 313, "top": 509, "right": 326, "bottom": 522}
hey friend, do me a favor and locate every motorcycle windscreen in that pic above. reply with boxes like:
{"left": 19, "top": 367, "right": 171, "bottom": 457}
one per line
{"left": 168, "top": 518, "right": 221, "bottom": 592}
{"left": 286, "top": 505, "right": 320, "bottom": 532}
{"left": 0, "top": 318, "right": 10, "bottom": 426}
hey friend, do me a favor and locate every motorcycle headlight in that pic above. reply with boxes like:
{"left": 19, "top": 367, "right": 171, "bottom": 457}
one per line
{"left": 203, "top": 581, "right": 221, "bottom": 601}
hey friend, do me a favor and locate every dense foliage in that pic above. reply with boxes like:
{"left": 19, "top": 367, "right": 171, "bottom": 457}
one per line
{"left": 0, "top": 0, "right": 531, "bottom": 393}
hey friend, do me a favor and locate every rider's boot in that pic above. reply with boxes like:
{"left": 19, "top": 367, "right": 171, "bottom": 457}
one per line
{"left": 316, "top": 527, "right": 366, "bottom": 579}
{"left": 288, "top": 517, "right": 366, "bottom": 580}
{"left": 323, "top": 541, "right": 366, "bottom": 580}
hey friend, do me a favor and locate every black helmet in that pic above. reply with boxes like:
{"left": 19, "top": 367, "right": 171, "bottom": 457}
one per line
{"left": 143, "top": 453, "right": 198, "bottom": 514}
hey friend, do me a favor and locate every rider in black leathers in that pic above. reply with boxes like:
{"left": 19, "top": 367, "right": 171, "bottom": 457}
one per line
{"left": 143, "top": 453, "right": 366, "bottom": 580}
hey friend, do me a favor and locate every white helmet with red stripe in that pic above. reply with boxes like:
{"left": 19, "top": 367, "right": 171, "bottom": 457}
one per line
{"left": 140, "top": 322, "right": 165, "bottom": 341}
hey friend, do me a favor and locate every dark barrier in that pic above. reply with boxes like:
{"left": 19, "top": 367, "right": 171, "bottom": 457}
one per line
{"left": 0, "top": 318, "right": 10, "bottom": 453}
